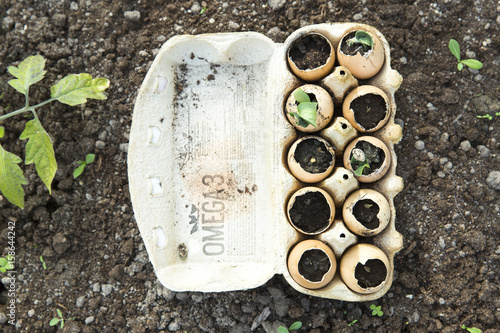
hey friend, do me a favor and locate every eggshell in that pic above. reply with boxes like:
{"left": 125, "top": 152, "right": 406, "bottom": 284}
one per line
{"left": 287, "top": 187, "right": 335, "bottom": 235}
{"left": 287, "top": 32, "right": 335, "bottom": 81}
{"left": 288, "top": 136, "right": 335, "bottom": 183}
{"left": 343, "top": 136, "right": 391, "bottom": 183}
{"left": 340, "top": 243, "right": 390, "bottom": 294}
{"left": 342, "top": 189, "right": 390, "bottom": 236}
{"left": 343, "top": 86, "right": 390, "bottom": 133}
{"left": 285, "top": 84, "right": 334, "bottom": 132}
{"left": 288, "top": 239, "right": 336, "bottom": 289}
{"left": 337, "top": 29, "right": 385, "bottom": 80}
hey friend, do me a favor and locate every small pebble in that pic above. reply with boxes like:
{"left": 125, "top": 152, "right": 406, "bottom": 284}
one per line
{"left": 95, "top": 140, "right": 106, "bottom": 149}
{"left": 477, "top": 145, "right": 490, "bottom": 158}
{"left": 415, "top": 140, "right": 425, "bottom": 150}
{"left": 28, "top": 309, "right": 35, "bottom": 318}
{"left": 439, "top": 298, "right": 446, "bottom": 305}
{"left": 437, "top": 171, "right": 445, "bottom": 178}
{"left": 459, "top": 140, "right": 471, "bottom": 152}
{"left": 0, "top": 313, "right": 7, "bottom": 324}
{"left": 76, "top": 296, "right": 85, "bottom": 308}
{"left": 444, "top": 161, "right": 453, "bottom": 170}
{"left": 209, "top": 18, "right": 215, "bottom": 24}
{"left": 486, "top": 171, "right": 500, "bottom": 190}
{"left": 85, "top": 316, "right": 95, "bottom": 325}
{"left": 124, "top": 10, "right": 141, "bottom": 22}
{"left": 353, "top": 13, "right": 363, "bottom": 20}
{"left": 440, "top": 133, "right": 449, "bottom": 141}
{"left": 101, "top": 284, "right": 113, "bottom": 296}
{"left": 70, "top": 2, "right": 79, "bottom": 11}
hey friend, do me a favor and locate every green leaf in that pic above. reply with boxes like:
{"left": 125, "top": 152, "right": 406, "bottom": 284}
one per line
{"left": 49, "top": 318, "right": 60, "bottom": 326}
{"left": 296, "top": 102, "right": 318, "bottom": 128}
{"left": 354, "top": 163, "right": 370, "bottom": 176}
{"left": 355, "top": 30, "right": 373, "bottom": 51}
{"left": 449, "top": 39, "right": 461, "bottom": 61}
{"left": 278, "top": 327, "right": 289, "bottom": 333}
{"left": 289, "top": 321, "right": 302, "bottom": 330}
{"left": 457, "top": 62, "right": 464, "bottom": 71}
{"left": 0, "top": 267, "right": 5, "bottom": 273}
{"left": 370, "top": 304, "right": 376, "bottom": 310}
{"left": 466, "top": 328, "right": 482, "bottom": 333}
{"left": 85, "top": 153, "right": 95, "bottom": 164}
{"left": 7, "top": 55, "right": 47, "bottom": 95}
{"left": 0, "top": 126, "right": 4, "bottom": 139}
{"left": 19, "top": 118, "right": 57, "bottom": 194}
{"left": 0, "top": 143, "right": 27, "bottom": 208}
{"left": 461, "top": 59, "right": 483, "bottom": 70}
{"left": 56, "top": 308, "right": 63, "bottom": 318}
{"left": 294, "top": 88, "right": 310, "bottom": 103}
{"left": 0, "top": 258, "right": 7, "bottom": 266}
{"left": 51, "top": 74, "right": 110, "bottom": 106}
{"left": 73, "top": 164, "right": 85, "bottom": 178}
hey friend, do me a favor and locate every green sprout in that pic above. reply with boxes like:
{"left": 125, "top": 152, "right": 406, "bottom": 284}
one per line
{"left": 49, "top": 308, "right": 73, "bottom": 329}
{"left": 0, "top": 255, "right": 14, "bottom": 273}
{"left": 200, "top": 6, "right": 207, "bottom": 14}
{"left": 0, "top": 55, "right": 109, "bottom": 208}
{"left": 348, "top": 319, "right": 358, "bottom": 327}
{"left": 289, "top": 88, "right": 317, "bottom": 128}
{"left": 347, "top": 30, "right": 374, "bottom": 52}
{"left": 73, "top": 153, "right": 96, "bottom": 178}
{"left": 40, "top": 256, "right": 47, "bottom": 270}
{"left": 477, "top": 112, "right": 500, "bottom": 120}
{"left": 448, "top": 39, "right": 483, "bottom": 71}
{"left": 370, "top": 304, "right": 383, "bottom": 317}
{"left": 278, "top": 321, "right": 302, "bottom": 333}
{"left": 350, "top": 141, "right": 381, "bottom": 177}
{"left": 461, "top": 324, "right": 482, "bottom": 333}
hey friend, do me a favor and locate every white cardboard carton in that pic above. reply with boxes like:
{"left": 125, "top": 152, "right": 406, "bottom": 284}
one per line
{"left": 128, "top": 23, "right": 403, "bottom": 301}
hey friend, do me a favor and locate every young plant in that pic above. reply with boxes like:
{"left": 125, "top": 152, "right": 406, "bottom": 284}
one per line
{"left": 461, "top": 324, "right": 482, "bottom": 333}
{"left": 448, "top": 39, "right": 483, "bottom": 71}
{"left": 370, "top": 304, "right": 383, "bottom": 317}
{"left": 0, "top": 55, "right": 109, "bottom": 208}
{"left": 289, "top": 88, "right": 317, "bottom": 128}
{"left": 40, "top": 256, "right": 47, "bottom": 270}
{"left": 0, "top": 255, "right": 14, "bottom": 273}
{"left": 350, "top": 142, "right": 381, "bottom": 176}
{"left": 278, "top": 321, "right": 302, "bottom": 333}
{"left": 73, "top": 153, "right": 95, "bottom": 178}
{"left": 347, "top": 30, "right": 373, "bottom": 52}
{"left": 477, "top": 112, "right": 500, "bottom": 120}
{"left": 347, "top": 319, "right": 358, "bottom": 327}
{"left": 49, "top": 308, "right": 73, "bottom": 329}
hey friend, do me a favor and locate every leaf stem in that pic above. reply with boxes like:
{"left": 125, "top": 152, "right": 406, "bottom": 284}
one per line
{"left": 0, "top": 98, "right": 55, "bottom": 122}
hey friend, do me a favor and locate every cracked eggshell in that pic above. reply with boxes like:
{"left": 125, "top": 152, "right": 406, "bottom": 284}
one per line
{"left": 287, "top": 32, "right": 335, "bottom": 82}
{"left": 288, "top": 239, "right": 337, "bottom": 290}
{"left": 340, "top": 243, "right": 390, "bottom": 294}
{"left": 285, "top": 84, "right": 334, "bottom": 132}
{"left": 343, "top": 136, "right": 391, "bottom": 183}
{"left": 288, "top": 136, "right": 335, "bottom": 183}
{"left": 343, "top": 86, "right": 390, "bottom": 133}
{"left": 342, "top": 189, "right": 390, "bottom": 237}
{"left": 287, "top": 187, "right": 335, "bottom": 235}
{"left": 337, "top": 29, "right": 385, "bottom": 80}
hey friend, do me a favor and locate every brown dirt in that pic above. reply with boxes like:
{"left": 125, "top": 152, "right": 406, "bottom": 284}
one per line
{"left": 350, "top": 93, "right": 387, "bottom": 130}
{"left": 0, "top": 0, "right": 499, "bottom": 332}
{"left": 294, "top": 138, "right": 334, "bottom": 174}
{"left": 298, "top": 249, "right": 331, "bottom": 283}
{"left": 289, "top": 191, "right": 331, "bottom": 234}
{"left": 288, "top": 33, "right": 331, "bottom": 70}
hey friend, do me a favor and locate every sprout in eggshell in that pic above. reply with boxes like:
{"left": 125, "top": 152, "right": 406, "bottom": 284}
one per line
{"left": 288, "top": 136, "right": 335, "bottom": 183}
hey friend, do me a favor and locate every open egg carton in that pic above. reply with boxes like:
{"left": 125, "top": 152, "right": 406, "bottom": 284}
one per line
{"left": 128, "top": 23, "right": 403, "bottom": 301}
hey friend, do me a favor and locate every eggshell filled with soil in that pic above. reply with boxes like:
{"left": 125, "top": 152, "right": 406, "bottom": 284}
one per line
{"left": 288, "top": 239, "right": 337, "bottom": 289}
{"left": 343, "top": 136, "right": 391, "bottom": 183}
{"left": 340, "top": 243, "right": 390, "bottom": 294}
{"left": 337, "top": 29, "right": 385, "bottom": 80}
{"left": 287, "top": 187, "right": 335, "bottom": 235}
{"left": 343, "top": 86, "right": 390, "bottom": 133}
{"left": 285, "top": 84, "right": 334, "bottom": 132}
{"left": 288, "top": 136, "right": 335, "bottom": 183}
{"left": 287, "top": 32, "right": 335, "bottom": 81}
{"left": 342, "top": 189, "right": 390, "bottom": 237}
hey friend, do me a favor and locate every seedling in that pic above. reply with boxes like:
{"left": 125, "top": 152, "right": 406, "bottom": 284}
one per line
{"left": 49, "top": 308, "right": 73, "bottom": 329}
{"left": 0, "top": 255, "right": 14, "bottom": 273}
{"left": 370, "top": 304, "right": 383, "bottom": 317}
{"left": 461, "top": 324, "right": 482, "bottom": 333}
{"left": 0, "top": 55, "right": 109, "bottom": 208}
{"left": 477, "top": 112, "right": 500, "bottom": 120}
{"left": 448, "top": 39, "right": 483, "bottom": 71}
{"left": 40, "top": 256, "right": 47, "bottom": 270}
{"left": 278, "top": 321, "right": 302, "bottom": 333}
{"left": 347, "top": 319, "right": 358, "bottom": 327}
{"left": 73, "top": 153, "right": 96, "bottom": 178}
{"left": 350, "top": 141, "right": 381, "bottom": 176}
{"left": 289, "top": 88, "right": 317, "bottom": 128}
{"left": 200, "top": 6, "right": 207, "bottom": 14}
{"left": 347, "top": 30, "right": 374, "bottom": 52}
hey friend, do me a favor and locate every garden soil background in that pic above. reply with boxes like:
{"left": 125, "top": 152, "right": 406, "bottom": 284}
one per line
{"left": 1, "top": 0, "right": 499, "bottom": 332}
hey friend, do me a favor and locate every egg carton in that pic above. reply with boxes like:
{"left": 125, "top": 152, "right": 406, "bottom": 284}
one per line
{"left": 128, "top": 23, "right": 403, "bottom": 301}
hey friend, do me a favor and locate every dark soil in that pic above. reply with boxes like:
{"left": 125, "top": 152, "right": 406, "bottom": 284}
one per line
{"left": 289, "top": 191, "right": 331, "bottom": 234}
{"left": 288, "top": 33, "right": 331, "bottom": 70}
{"left": 294, "top": 138, "right": 334, "bottom": 174}
{"left": 350, "top": 92, "right": 388, "bottom": 130}
{"left": 354, "top": 259, "right": 388, "bottom": 289}
{"left": 353, "top": 199, "right": 380, "bottom": 230}
{"left": 340, "top": 30, "right": 370, "bottom": 56}
{"left": 350, "top": 140, "right": 385, "bottom": 175}
{"left": 298, "top": 249, "right": 331, "bottom": 283}
{"left": 0, "top": 0, "right": 499, "bottom": 332}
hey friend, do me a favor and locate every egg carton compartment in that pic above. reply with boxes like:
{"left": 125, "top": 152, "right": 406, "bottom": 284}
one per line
{"left": 128, "top": 23, "right": 403, "bottom": 301}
